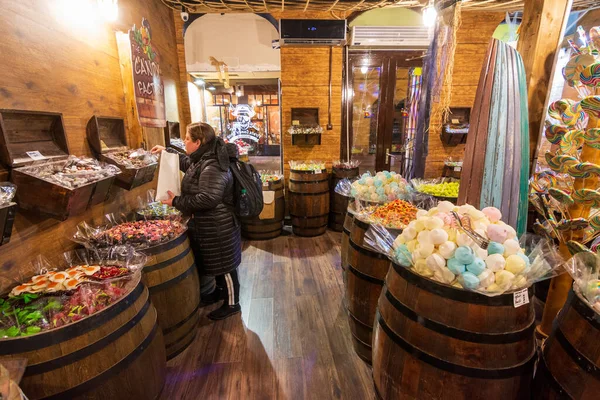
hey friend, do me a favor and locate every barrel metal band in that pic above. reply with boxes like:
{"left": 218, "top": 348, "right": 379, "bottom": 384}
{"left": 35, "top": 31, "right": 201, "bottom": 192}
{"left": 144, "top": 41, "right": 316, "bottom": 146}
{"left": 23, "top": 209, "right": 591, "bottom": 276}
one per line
{"left": 373, "top": 382, "right": 384, "bottom": 400}
{"left": 142, "top": 232, "right": 188, "bottom": 255}
{"left": 349, "top": 238, "right": 390, "bottom": 261}
{"left": 25, "top": 300, "right": 152, "bottom": 376}
{"left": 289, "top": 191, "right": 329, "bottom": 196}
{"left": 347, "top": 308, "right": 374, "bottom": 330}
{"left": 343, "top": 228, "right": 351, "bottom": 235}
{"left": 568, "top": 289, "right": 600, "bottom": 330}
{"left": 290, "top": 214, "right": 329, "bottom": 220}
{"left": 166, "top": 319, "right": 200, "bottom": 352}
{"left": 40, "top": 322, "right": 159, "bottom": 400}
{"left": 243, "top": 226, "right": 283, "bottom": 236}
{"left": 0, "top": 283, "right": 145, "bottom": 355}
{"left": 289, "top": 178, "right": 329, "bottom": 184}
{"left": 347, "top": 264, "right": 385, "bottom": 285}
{"left": 353, "top": 218, "right": 371, "bottom": 231}
{"left": 162, "top": 302, "right": 201, "bottom": 335}
{"left": 552, "top": 326, "right": 600, "bottom": 379}
{"left": 148, "top": 263, "right": 197, "bottom": 294}
{"left": 390, "top": 262, "right": 532, "bottom": 306}
{"left": 536, "top": 355, "right": 572, "bottom": 399}
{"left": 144, "top": 246, "right": 192, "bottom": 273}
{"left": 384, "top": 289, "right": 536, "bottom": 344}
{"left": 167, "top": 330, "right": 198, "bottom": 361}
{"left": 376, "top": 313, "right": 536, "bottom": 379}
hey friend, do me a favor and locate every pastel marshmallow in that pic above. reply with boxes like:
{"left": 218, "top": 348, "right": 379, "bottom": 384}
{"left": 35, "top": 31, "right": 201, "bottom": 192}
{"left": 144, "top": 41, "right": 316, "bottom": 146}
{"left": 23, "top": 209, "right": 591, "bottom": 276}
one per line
{"left": 416, "top": 210, "right": 428, "bottom": 218}
{"left": 487, "top": 242, "right": 505, "bottom": 255}
{"left": 468, "top": 209, "right": 485, "bottom": 220}
{"left": 460, "top": 272, "right": 480, "bottom": 289}
{"left": 485, "top": 254, "right": 506, "bottom": 272}
{"left": 447, "top": 257, "right": 466, "bottom": 275}
{"left": 473, "top": 246, "right": 488, "bottom": 260}
{"left": 478, "top": 269, "right": 495, "bottom": 288}
{"left": 434, "top": 268, "right": 455, "bottom": 284}
{"left": 438, "top": 241, "right": 457, "bottom": 259}
{"left": 395, "top": 244, "right": 412, "bottom": 267}
{"left": 414, "top": 259, "right": 434, "bottom": 277}
{"left": 487, "top": 224, "right": 508, "bottom": 243}
{"left": 416, "top": 242, "right": 435, "bottom": 258}
{"left": 503, "top": 239, "right": 521, "bottom": 257}
{"left": 417, "top": 230, "right": 432, "bottom": 244}
{"left": 414, "top": 219, "right": 426, "bottom": 232}
{"left": 426, "top": 253, "right": 446, "bottom": 272}
{"left": 512, "top": 275, "right": 528, "bottom": 289}
{"left": 466, "top": 258, "right": 486, "bottom": 275}
{"left": 455, "top": 246, "right": 475, "bottom": 265}
{"left": 429, "top": 228, "right": 449, "bottom": 245}
{"left": 437, "top": 201, "right": 454, "bottom": 213}
{"left": 505, "top": 254, "right": 527, "bottom": 274}
{"left": 495, "top": 270, "right": 515, "bottom": 289}
{"left": 505, "top": 224, "right": 517, "bottom": 239}
{"left": 425, "top": 217, "right": 444, "bottom": 231}
{"left": 407, "top": 240, "right": 418, "bottom": 253}
{"left": 456, "top": 233, "right": 474, "bottom": 247}
{"left": 482, "top": 207, "right": 502, "bottom": 222}
{"left": 402, "top": 227, "right": 417, "bottom": 240}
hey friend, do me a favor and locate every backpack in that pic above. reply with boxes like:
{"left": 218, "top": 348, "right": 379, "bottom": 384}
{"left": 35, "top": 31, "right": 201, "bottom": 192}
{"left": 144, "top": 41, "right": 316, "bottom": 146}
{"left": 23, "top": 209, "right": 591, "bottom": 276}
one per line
{"left": 229, "top": 160, "right": 264, "bottom": 218}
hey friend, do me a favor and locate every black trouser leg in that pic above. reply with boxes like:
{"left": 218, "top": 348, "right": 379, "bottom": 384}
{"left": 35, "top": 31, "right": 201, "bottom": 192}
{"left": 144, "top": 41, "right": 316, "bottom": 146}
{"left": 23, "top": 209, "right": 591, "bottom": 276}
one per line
{"left": 215, "top": 270, "right": 240, "bottom": 306}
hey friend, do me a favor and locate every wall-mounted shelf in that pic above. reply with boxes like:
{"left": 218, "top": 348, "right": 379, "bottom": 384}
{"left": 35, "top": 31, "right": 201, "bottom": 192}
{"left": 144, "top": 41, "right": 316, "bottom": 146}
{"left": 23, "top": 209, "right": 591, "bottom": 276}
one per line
{"left": 440, "top": 107, "right": 470, "bottom": 146}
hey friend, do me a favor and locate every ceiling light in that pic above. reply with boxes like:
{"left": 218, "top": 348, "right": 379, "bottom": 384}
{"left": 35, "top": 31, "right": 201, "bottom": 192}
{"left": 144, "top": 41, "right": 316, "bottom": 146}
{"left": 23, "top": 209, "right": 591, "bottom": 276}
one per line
{"left": 360, "top": 66, "right": 368, "bottom": 74}
{"left": 422, "top": 4, "right": 437, "bottom": 27}
{"left": 236, "top": 91, "right": 243, "bottom": 97}
{"left": 194, "top": 79, "right": 205, "bottom": 86}
{"left": 208, "top": 86, "right": 216, "bottom": 91}
{"left": 98, "top": 0, "right": 118, "bottom": 22}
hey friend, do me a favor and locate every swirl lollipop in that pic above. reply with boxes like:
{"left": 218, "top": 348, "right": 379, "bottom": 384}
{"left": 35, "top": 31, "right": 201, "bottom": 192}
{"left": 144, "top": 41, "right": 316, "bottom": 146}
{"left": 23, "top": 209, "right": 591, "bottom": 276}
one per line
{"left": 547, "top": 154, "right": 579, "bottom": 173}
{"left": 583, "top": 128, "right": 600, "bottom": 149}
{"left": 580, "top": 62, "right": 600, "bottom": 88}
{"left": 568, "top": 161, "right": 600, "bottom": 178}
{"left": 580, "top": 96, "right": 600, "bottom": 128}
{"left": 566, "top": 240, "right": 591, "bottom": 256}
{"left": 548, "top": 99, "right": 575, "bottom": 122}
{"left": 563, "top": 102, "right": 587, "bottom": 127}
{"left": 556, "top": 217, "right": 589, "bottom": 231}
{"left": 564, "top": 54, "right": 596, "bottom": 96}
{"left": 545, "top": 123, "right": 569, "bottom": 145}
{"left": 572, "top": 188, "right": 600, "bottom": 207}
{"left": 549, "top": 188, "right": 574, "bottom": 207}
{"left": 590, "top": 214, "right": 600, "bottom": 230}
{"left": 560, "top": 129, "right": 585, "bottom": 155}
{"left": 590, "top": 27, "right": 600, "bottom": 51}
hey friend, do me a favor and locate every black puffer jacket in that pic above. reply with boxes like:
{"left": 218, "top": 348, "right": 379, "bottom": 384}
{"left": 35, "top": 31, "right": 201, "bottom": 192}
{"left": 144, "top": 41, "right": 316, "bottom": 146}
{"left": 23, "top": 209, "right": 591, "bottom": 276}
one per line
{"left": 168, "top": 138, "right": 241, "bottom": 276}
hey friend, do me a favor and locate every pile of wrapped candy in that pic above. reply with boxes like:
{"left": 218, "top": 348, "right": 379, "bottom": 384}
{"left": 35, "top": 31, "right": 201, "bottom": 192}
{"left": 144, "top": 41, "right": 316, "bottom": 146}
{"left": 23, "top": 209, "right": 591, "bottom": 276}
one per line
{"left": 289, "top": 160, "right": 326, "bottom": 172}
{"left": 565, "top": 252, "right": 600, "bottom": 313}
{"left": 137, "top": 202, "right": 181, "bottom": 220}
{"left": 413, "top": 180, "right": 460, "bottom": 199}
{"left": 260, "top": 173, "right": 282, "bottom": 184}
{"left": 387, "top": 202, "right": 552, "bottom": 294}
{"left": 105, "top": 149, "right": 158, "bottom": 169}
{"left": 91, "top": 220, "right": 185, "bottom": 248}
{"left": 332, "top": 160, "right": 360, "bottom": 170}
{"left": 17, "top": 156, "right": 120, "bottom": 189}
{"left": 350, "top": 171, "right": 409, "bottom": 202}
{"left": 0, "top": 182, "right": 16, "bottom": 206}
{"left": 357, "top": 200, "right": 418, "bottom": 229}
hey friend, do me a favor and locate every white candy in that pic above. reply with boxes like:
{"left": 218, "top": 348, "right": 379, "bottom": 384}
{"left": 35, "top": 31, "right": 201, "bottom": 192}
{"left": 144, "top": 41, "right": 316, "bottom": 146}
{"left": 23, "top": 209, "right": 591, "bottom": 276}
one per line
{"left": 485, "top": 254, "right": 506, "bottom": 272}
{"left": 478, "top": 269, "right": 495, "bottom": 288}
{"left": 402, "top": 227, "right": 417, "bottom": 240}
{"left": 503, "top": 239, "right": 521, "bottom": 257}
{"left": 416, "top": 242, "right": 435, "bottom": 258}
{"left": 505, "top": 225, "right": 517, "bottom": 240}
{"left": 416, "top": 210, "right": 428, "bottom": 218}
{"left": 458, "top": 204, "right": 475, "bottom": 214}
{"left": 469, "top": 209, "right": 485, "bottom": 220}
{"left": 426, "top": 253, "right": 446, "bottom": 272}
{"left": 427, "top": 207, "right": 439, "bottom": 216}
{"left": 473, "top": 246, "right": 488, "bottom": 260}
{"left": 456, "top": 232, "right": 474, "bottom": 247}
{"left": 394, "top": 236, "right": 406, "bottom": 246}
{"left": 429, "top": 228, "right": 449, "bottom": 245}
{"left": 417, "top": 230, "right": 432, "bottom": 244}
{"left": 438, "top": 241, "right": 457, "bottom": 259}
{"left": 414, "top": 259, "right": 434, "bottom": 277}
{"left": 415, "top": 219, "right": 426, "bottom": 232}
{"left": 434, "top": 268, "right": 455, "bottom": 284}
{"left": 425, "top": 217, "right": 445, "bottom": 231}
{"left": 437, "top": 201, "right": 454, "bottom": 213}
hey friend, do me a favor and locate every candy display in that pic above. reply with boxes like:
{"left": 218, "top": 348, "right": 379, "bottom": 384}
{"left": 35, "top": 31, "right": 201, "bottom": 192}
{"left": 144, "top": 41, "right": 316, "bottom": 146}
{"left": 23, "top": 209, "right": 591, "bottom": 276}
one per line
{"left": 356, "top": 200, "right": 418, "bottom": 229}
{"left": 104, "top": 149, "right": 158, "bottom": 169}
{"left": 565, "top": 252, "right": 600, "bottom": 313}
{"left": 366, "top": 201, "right": 562, "bottom": 295}
{"left": 413, "top": 179, "right": 460, "bottom": 199}
{"left": 343, "top": 171, "right": 409, "bottom": 203}
{"left": 288, "top": 160, "right": 326, "bottom": 172}
{"left": 0, "top": 182, "right": 16, "bottom": 206}
{"left": 260, "top": 172, "right": 283, "bottom": 184}
{"left": 16, "top": 156, "right": 120, "bottom": 189}
{"left": 332, "top": 160, "right": 361, "bottom": 169}
{"left": 137, "top": 202, "right": 181, "bottom": 220}
{"left": 288, "top": 125, "right": 323, "bottom": 135}
{"left": 91, "top": 220, "right": 185, "bottom": 248}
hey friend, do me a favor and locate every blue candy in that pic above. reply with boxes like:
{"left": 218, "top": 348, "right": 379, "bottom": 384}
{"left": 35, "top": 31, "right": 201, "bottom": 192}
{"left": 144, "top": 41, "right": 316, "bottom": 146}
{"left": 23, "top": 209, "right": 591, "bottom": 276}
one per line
{"left": 390, "top": 182, "right": 399, "bottom": 188}
{"left": 461, "top": 272, "right": 480, "bottom": 289}
{"left": 447, "top": 257, "right": 466, "bottom": 275}
{"left": 466, "top": 258, "right": 486, "bottom": 276}
{"left": 395, "top": 244, "right": 412, "bottom": 267}
{"left": 487, "top": 242, "right": 505, "bottom": 255}
{"left": 358, "top": 178, "right": 366, "bottom": 185}
{"left": 517, "top": 252, "right": 530, "bottom": 266}
{"left": 455, "top": 246, "right": 475, "bottom": 265}
{"left": 362, "top": 173, "right": 370, "bottom": 179}
{"left": 384, "top": 171, "right": 392, "bottom": 180}
{"left": 376, "top": 187, "right": 385, "bottom": 195}
{"left": 374, "top": 178, "right": 383, "bottom": 187}
{"left": 351, "top": 188, "right": 358, "bottom": 197}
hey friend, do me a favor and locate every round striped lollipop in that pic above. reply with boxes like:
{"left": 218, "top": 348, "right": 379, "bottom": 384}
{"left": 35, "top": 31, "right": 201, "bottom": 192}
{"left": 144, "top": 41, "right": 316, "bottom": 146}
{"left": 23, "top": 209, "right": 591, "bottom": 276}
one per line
{"left": 572, "top": 188, "right": 600, "bottom": 207}
{"left": 548, "top": 99, "right": 575, "bottom": 122}
{"left": 589, "top": 214, "right": 600, "bottom": 230}
{"left": 583, "top": 128, "right": 600, "bottom": 149}
{"left": 564, "top": 54, "right": 596, "bottom": 86}
{"left": 562, "top": 102, "right": 587, "bottom": 127}
{"left": 566, "top": 240, "right": 591, "bottom": 256}
{"left": 549, "top": 187, "right": 575, "bottom": 206}
{"left": 568, "top": 161, "right": 600, "bottom": 178}
{"left": 545, "top": 123, "right": 569, "bottom": 144}
{"left": 560, "top": 129, "right": 585, "bottom": 155}
{"left": 580, "top": 96, "right": 600, "bottom": 121}
{"left": 580, "top": 62, "right": 600, "bottom": 87}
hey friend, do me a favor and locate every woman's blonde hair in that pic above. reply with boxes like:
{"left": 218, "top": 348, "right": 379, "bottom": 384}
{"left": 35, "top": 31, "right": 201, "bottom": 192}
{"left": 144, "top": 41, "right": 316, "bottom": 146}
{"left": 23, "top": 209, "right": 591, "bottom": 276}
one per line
{"left": 187, "top": 122, "right": 216, "bottom": 144}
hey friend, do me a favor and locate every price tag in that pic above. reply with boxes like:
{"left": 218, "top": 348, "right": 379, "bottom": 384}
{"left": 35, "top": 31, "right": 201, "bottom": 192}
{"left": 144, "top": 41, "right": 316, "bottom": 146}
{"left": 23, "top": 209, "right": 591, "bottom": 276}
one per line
{"left": 26, "top": 151, "right": 46, "bottom": 161}
{"left": 513, "top": 288, "right": 530, "bottom": 308}
{"left": 454, "top": 167, "right": 461, "bottom": 172}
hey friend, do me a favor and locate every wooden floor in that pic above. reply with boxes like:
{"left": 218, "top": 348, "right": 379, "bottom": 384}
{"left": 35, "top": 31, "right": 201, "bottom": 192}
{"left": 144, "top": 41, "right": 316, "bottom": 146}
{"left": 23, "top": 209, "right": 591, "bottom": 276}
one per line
{"left": 159, "top": 229, "right": 375, "bottom": 400}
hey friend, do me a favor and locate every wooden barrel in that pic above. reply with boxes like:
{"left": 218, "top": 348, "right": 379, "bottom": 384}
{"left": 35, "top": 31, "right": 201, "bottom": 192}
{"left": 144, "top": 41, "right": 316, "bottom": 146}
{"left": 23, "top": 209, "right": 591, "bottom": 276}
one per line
{"left": 340, "top": 204, "right": 356, "bottom": 273}
{"left": 346, "top": 217, "right": 396, "bottom": 364}
{"left": 373, "top": 262, "right": 536, "bottom": 399}
{"left": 329, "top": 166, "right": 359, "bottom": 231}
{"left": 141, "top": 232, "right": 201, "bottom": 360}
{"left": 0, "top": 275, "right": 166, "bottom": 400}
{"left": 241, "top": 179, "right": 285, "bottom": 240}
{"left": 533, "top": 288, "right": 600, "bottom": 399}
{"left": 288, "top": 169, "right": 329, "bottom": 237}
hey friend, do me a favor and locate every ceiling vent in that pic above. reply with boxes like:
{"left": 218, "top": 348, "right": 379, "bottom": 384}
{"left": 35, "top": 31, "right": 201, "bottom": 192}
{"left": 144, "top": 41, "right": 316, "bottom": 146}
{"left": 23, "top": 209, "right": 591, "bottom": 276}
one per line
{"left": 280, "top": 19, "right": 346, "bottom": 47}
{"left": 350, "top": 26, "right": 431, "bottom": 49}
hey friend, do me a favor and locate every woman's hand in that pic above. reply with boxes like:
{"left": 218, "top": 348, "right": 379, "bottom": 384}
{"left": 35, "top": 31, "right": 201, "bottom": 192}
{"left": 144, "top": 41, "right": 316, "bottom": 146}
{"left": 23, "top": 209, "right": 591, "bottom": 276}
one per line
{"left": 161, "top": 190, "right": 176, "bottom": 206}
{"left": 151, "top": 145, "right": 166, "bottom": 154}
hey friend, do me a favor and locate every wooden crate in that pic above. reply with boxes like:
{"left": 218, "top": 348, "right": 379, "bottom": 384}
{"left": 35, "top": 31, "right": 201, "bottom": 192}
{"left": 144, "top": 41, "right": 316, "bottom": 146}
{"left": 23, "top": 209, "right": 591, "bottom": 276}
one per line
{"left": 164, "top": 121, "right": 185, "bottom": 154}
{"left": 87, "top": 115, "right": 157, "bottom": 190}
{"left": 0, "top": 202, "right": 16, "bottom": 246}
{"left": 440, "top": 107, "right": 471, "bottom": 146}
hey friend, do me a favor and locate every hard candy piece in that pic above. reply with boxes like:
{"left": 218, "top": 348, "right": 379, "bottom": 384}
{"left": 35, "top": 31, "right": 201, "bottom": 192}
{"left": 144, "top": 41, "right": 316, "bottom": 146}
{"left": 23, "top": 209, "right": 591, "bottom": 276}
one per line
{"left": 482, "top": 207, "right": 502, "bottom": 223}
{"left": 485, "top": 254, "right": 506, "bottom": 272}
{"left": 495, "top": 270, "right": 515, "bottom": 289}
{"left": 455, "top": 246, "right": 475, "bottom": 265}
{"left": 466, "top": 258, "right": 486, "bottom": 276}
{"left": 426, "top": 253, "right": 446, "bottom": 272}
{"left": 395, "top": 244, "right": 412, "bottom": 267}
{"left": 487, "top": 242, "right": 505, "bottom": 255}
{"left": 417, "top": 230, "right": 432, "bottom": 244}
{"left": 503, "top": 239, "right": 521, "bottom": 257}
{"left": 437, "top": 201, "right": 454, "bottom": 213}
{"left": 478, "top": 269, "right": 495, "bottom": 288}
{"left": 416, "top": 242, "right": 435, "bottom": 258}
{"left": 505, "top": 254, "right": 527, "bottom": 274}
{"left": 447, "top": 257, "right": 466, "bottom": 275}
{"left": 429, "top": 228, "right": 449, "bottom": 245}
{"left": 425, "top": 217, "right": 445, "bottom": 231}
{"left": 456, "top": 232, "right": 474, "bottom": 247}
{"left": 460, "top": 272, "right": 480, "bottom": 289}
{"left": 438, "top": 241, "right": 457, "bottom": 259}
{"left": 414, "top": 259, "right": 434, "bottom": 277}
{"left": 487, "top": 224, "right": 508, "bottom": 243}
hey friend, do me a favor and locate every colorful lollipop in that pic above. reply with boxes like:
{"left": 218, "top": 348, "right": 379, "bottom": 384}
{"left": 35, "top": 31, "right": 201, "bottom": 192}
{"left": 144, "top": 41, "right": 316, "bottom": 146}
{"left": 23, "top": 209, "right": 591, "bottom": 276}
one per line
{"left": 583, "top": 128, "right": 600, "bottom": 149}
{"left": 566, "top": 240, "right": 591, "bottom": 255}
{"left": 560, "top": 129, "right": 585, "bottom": 155}
{"left": 580, "top": 62, "right": 600, "bottom": 87}
{"left": 589, "top": 214, "right": 600, "bottom": 230}
{"left": 549, "top": 188, "right": 574, "bottom": 207}
{"left": 545, "top": 123, "right": 569, "bottom": 145}
{"left": 548, "top": 99, "right": 575, "bottom": 122}
{"left": 572, "top": 188, "right": 600, "bottom": 207}
{"left": 580, "top": 96, "right": 600, "bottom": 127}
{"left": 568, "top": 161, "right": 600, "bottom": 178}
{"left": 556, "top": 217, "right": 589, "bottom": 231}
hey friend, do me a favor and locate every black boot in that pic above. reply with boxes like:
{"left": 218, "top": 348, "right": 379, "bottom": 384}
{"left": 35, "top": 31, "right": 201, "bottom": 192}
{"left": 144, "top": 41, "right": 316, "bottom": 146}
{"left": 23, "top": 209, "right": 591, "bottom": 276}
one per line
{"left": 201, "top": 287, "right": 224, "bottom": 306}
{"left": 207, "top": 303, "right": 241, "bottom": 320}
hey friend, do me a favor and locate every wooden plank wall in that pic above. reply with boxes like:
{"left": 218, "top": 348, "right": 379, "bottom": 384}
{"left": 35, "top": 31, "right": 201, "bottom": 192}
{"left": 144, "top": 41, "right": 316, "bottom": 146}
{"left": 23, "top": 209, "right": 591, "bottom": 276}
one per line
{"left": 424, "top": 11, "right": 505, "bottom": 178}
{"left": 0, "top": 0, "right": 183, "bottom": 284}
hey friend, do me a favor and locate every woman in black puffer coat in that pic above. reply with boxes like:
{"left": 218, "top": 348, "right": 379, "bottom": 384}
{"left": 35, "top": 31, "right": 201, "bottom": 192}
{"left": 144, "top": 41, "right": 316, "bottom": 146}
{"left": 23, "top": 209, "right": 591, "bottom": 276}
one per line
{"left": 151, "top": 123, "right": 242, "bottom": 320}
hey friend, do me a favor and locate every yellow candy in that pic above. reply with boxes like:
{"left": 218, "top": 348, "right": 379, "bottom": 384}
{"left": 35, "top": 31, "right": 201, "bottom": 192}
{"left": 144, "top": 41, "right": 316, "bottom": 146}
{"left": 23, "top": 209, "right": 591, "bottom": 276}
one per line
{"left": 505, "top": 255, "right": 526, "bottom": 274}
{"left": 407, "top": 240, "right": 418, "bottom": 253}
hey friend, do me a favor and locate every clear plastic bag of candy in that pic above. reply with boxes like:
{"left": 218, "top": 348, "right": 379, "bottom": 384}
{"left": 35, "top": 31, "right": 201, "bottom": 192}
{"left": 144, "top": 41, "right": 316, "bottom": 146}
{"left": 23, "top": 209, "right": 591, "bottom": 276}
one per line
{"left": 259, "top": 170, "right": 283, "bottom": 184}
{"left": 136, "top": 189, "right": 182, "bottom": 221}
{"left": 411, "top": 178, "right": 460, "bottom": 200}
{"left": 288, "top": 160, "right": 326, "bottom": 172}
{"left": 363, "top": 201, "right": 566, "bottom": 296}
{"left": 341, "top": 171, "right": 410, "bottom": 203}
{"left": 332, "top": 160, "right": 361, "bottom": 169}
{"left": 564, "top": 252, "right": 600, "bottom": 313}
{"left": 105, "top": 148, "right": 158, "bottom": 169}
{"left": 287, "top": 125, "right": 323, "bottom": 135}
{"left": 72, "top": 212, "right": 188, "bottom": 250}
{"left": 0, "top": 183, "right": 16, "bottom": 206}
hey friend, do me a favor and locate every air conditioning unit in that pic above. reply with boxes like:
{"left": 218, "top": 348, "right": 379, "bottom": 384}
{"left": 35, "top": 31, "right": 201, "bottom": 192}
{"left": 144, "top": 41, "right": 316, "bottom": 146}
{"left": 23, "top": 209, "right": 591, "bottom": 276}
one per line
{"left": 280, "top": 19, "right": 347, "bottom": 46}
{"left": 350, "top": 26, "right": 432, "bottom": 49}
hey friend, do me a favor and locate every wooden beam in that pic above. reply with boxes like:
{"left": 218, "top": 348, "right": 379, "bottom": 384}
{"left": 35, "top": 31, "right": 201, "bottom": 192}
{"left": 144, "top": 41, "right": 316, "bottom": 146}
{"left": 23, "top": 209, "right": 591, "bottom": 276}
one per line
{"left": 517, "top": 0, "right": 571, "bottom": 168}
